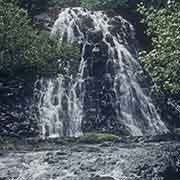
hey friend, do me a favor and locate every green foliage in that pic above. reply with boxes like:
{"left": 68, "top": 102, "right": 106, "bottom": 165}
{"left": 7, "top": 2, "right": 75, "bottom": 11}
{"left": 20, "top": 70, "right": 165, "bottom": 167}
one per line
{"left": 0, "top": 0, "right": 80, "bottom": 78}
{"left": 175, "top": 128, "right": 180, "bottom": 134}
{"left": 142, "top": 0, "right": 169, "bottom": 9}
{"left": 48, "top": 0, "right": 80, "bottom": 8}
{"left": 138, "top": 1, "right": 180, "bottom": 93}
{"left": 0, "top": 137, "right": 16, "bottom": 150}
{"left": 16, "top": 0, "right": 48, "bottom": 16}
{"left": 16, "top": 0, "right": 80, "bottom": 15}
{"left": 80, "top": 0, "right": 170, "bottom": 10}
{"left": 80, "top": 0, "right": 128, "bottom": 10}
{"left": 78, "top": 133, "right": 121, "bottom": 144}
{"left": 11, "top": 0, "right": 170, "bottom": 13}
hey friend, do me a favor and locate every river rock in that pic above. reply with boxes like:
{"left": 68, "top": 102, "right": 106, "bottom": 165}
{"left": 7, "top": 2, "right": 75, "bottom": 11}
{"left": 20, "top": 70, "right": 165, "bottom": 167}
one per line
{"left": 0, "top": 141, "right": 180, "bottom": 180}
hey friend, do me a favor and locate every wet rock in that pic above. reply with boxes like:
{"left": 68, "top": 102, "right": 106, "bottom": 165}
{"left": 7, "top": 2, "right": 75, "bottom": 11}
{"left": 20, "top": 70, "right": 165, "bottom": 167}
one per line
{"left": 81, "top": 15, "right": 94, "bottom": 32}
{"left": 35, "top": 174, "right": 50, "bottom": 180}
{"left": 33, "top": 13, "right": 54, "bottom": 31}
{"left": 105, "top": 34, "right": 115, "bottom": 47}
{"left": 91, "top": 176, "right": 115, "bottom": 180}
{"left": 81, "top": 29, "right": 124, "bottom": 134}
{"left": 1, "top": 141, "right": 180, "bottom": 180}
{"left": 0, "top": 78, "right": 38, "bottom": 138}
{"left": 87, "top": 30, "right": 104, "bottom": 43}
{"left": 84, "top": 44, "right": 93, "bottom": 59}
{"left": 56, "top": 151, "right": 68, "bottom": 156}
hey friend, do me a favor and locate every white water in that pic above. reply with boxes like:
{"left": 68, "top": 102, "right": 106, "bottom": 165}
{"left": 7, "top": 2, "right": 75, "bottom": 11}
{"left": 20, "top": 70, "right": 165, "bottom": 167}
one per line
{"left": 35, "top": 75, "right": 83, "bottom": 138}
{"left": 35, "top": 8, "right": 168, "bottom": 138}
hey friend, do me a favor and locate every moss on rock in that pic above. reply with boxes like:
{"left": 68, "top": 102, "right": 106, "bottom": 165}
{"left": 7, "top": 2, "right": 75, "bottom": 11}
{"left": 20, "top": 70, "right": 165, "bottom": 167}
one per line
{"left": 0, "top": 137, "right": 16, "bottom": 150}
{"left": 175, "top": 128, "right": 180, "bottom": 134}
{"left": 78, "top": 132, "right": 121, "bottom": 144}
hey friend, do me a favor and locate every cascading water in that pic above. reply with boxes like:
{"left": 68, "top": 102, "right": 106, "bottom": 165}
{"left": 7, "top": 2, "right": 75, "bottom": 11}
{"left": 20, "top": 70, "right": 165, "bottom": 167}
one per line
{"left": 35, "top": 8, "right": 168, "bottom": 138}
{"left": 35, "top": 75, "right": 83, "bottom": 138}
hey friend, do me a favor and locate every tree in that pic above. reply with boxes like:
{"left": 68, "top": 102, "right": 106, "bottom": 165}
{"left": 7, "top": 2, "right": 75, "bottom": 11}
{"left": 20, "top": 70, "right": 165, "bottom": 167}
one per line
{"left": 80, "top": 0, "right": 170, "bottom": 10}
{"left": 0, "top": 0, "right": 80, "bottom": 78}
{"left": 138, "top": 1, "right": 180, "bottom": 94}
{"left": 80, "top": 0, "right": 128, "bottom": 10}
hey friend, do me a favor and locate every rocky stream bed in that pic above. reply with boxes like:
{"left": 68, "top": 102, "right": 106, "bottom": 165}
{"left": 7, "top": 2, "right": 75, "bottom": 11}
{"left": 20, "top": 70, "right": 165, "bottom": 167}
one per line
{"left": 0, "top": 136, "right": 180, "bottom": 180}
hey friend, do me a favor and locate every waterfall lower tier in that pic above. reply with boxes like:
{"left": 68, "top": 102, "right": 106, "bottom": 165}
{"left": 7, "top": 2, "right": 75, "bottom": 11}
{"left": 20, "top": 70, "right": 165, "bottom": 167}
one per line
{"left": 35, "top": 76, "right": 83, "bottom": 138}
{"left": 35, "top": 8, "right": 168, "bottom": 139}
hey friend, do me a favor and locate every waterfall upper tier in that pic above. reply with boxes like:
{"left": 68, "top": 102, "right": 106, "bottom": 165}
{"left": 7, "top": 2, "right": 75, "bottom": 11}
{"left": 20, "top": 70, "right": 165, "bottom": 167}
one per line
{"left": 36, "top": 7, "right": 168, "bottom": 138}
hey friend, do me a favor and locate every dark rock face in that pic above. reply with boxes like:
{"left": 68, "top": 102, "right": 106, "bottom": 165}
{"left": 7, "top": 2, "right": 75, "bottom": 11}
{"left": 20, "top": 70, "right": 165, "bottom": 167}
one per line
{"left": 79, "top": 26, "right": 149, "bottom": 136}
{"left": 0, "top": 141, "right": 180, "bottom": 180}
{"left": 0, "top": 78, "right": 38, "bottom": 137}
{"left": 81, "top": 30, "right": 124, "bottom": 134}
{"left": 153, "top": 92, "right": 180, "bottom": 131}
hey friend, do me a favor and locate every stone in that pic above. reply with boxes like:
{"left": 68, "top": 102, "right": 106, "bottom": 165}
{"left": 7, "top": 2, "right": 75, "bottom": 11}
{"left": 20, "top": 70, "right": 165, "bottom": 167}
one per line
{"left": 1, "top": 141, "right": 180, "bottom": 180}
{"left": 91, "top": 177, "right": 115, "bottom": 180}
{"left": 0, "top": 78, "right": 38, "bottom": 137}
{"left": 81, "top": 15, "right": 94, "bottom": 32}
{"left": 87, "top": 30, "right": 104, "bottom": 43}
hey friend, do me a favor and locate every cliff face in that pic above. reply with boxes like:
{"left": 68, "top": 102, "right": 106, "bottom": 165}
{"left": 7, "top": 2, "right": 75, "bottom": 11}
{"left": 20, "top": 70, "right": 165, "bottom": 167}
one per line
{"left": 35, "top": 7, "right": 168, "bottom": 138}
{"left": 0, "top": 78, "right": 38, "bottom": 137}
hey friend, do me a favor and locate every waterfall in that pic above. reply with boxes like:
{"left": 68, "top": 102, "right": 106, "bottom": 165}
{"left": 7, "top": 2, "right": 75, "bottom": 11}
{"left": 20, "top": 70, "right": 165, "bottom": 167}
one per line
{"left": 35, "top": 75, "right": 83, "bottom": 138}
{"left": 35, "top": 8, "right": 168, "bottom": 139}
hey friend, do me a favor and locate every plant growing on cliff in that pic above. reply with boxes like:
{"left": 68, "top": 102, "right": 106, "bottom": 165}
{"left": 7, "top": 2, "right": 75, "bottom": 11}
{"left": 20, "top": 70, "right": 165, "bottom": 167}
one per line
{"left": 138, "top": 1, "right": 180, "bottom": 94}
{"left": 0, "top": 0, "right": 80, "bottom": 78}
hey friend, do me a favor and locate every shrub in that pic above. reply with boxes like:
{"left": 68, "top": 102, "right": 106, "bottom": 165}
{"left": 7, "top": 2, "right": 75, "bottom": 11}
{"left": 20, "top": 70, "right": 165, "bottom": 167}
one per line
{"left": 80, "top": 0, "right": 169, "bottom": 10}
{"left": 17, "top": 0, "right": 48, "bottom": 16}
{"left": 138, "top": 1, "right": 180, "bottom": 94}
{"left": 80, "top": 0, "right": 128, "bottom": 10}
{"left": 0, "top": 0, "right": 80, "bottom": 79}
